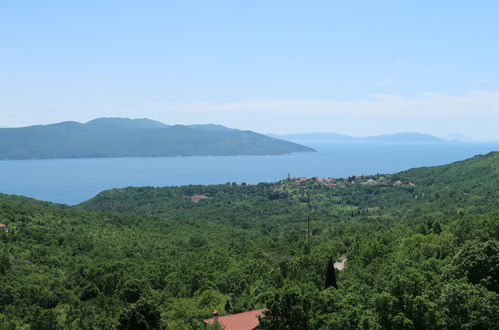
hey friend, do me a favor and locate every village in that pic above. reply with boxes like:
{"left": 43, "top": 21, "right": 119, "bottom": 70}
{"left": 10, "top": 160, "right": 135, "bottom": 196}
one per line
{"left": 287, "top": 174, "right": 416, "bottom": 187}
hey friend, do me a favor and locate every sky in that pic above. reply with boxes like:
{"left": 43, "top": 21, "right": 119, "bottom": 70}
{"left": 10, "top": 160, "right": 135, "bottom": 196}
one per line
{"left": 1, "top": 1, "right": 499, "bottom": 139}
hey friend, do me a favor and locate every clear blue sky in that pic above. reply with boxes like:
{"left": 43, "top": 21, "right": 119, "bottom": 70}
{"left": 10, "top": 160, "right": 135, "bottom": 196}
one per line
{"left": 1, "top": 1, "right": 498, "bottom": 139}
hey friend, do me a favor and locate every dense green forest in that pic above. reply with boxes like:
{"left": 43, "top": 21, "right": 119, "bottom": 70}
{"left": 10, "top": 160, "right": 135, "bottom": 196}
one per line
{"left": 0, "top": 117, "right": 314, "bottom": 160}
{"left": 0, "top": 152, "right": 498, "bottom": 329}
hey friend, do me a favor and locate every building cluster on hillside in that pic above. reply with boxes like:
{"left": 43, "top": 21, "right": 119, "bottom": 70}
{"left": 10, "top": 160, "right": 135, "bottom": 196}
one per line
{"left": 288, "top": 175, "right": 415, "bottom": 187}
{"left": 184, "top": 194, "right": 210, "bottom": 203}
{"left": 289, "top": 176, "right": 339, "bottom": 186}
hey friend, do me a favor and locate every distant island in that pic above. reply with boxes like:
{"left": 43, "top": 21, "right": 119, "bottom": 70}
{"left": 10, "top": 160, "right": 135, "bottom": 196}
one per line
{"left": 271, "top": 132, "right": 446, "bottom": 143}
{"left": 0, "top": 118, "right": 315, "bottom": 160}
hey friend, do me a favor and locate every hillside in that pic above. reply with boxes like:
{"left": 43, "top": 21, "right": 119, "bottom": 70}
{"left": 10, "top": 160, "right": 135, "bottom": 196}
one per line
{"left": 80, "top": 152, "right": 499, "bottom": 218}
{"left": 374, "top": 151, "right": 499, "bottom": 216}
{"left": 0, "top": 118, "right": 314, "bottom": 159}
{"left": 1, "top": 153, "right": 498, "bottom": 328}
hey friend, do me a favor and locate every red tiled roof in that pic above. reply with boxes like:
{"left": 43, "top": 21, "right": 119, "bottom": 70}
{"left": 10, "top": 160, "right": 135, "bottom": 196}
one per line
{"left": 204, "top": 309, "right": 267, "bottom": 330}
{"left": 0, "top": 224, "right": 6, "bottom": 227}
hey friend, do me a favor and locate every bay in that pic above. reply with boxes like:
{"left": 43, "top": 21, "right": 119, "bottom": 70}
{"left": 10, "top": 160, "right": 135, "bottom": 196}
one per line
{"left": 0, "top": 142, "right": 497, "bottom": 205}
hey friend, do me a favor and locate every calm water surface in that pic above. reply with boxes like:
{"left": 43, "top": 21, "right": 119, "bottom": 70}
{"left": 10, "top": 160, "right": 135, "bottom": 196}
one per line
{"left": 0, "top": 142, "right": 497, "bottom": 205}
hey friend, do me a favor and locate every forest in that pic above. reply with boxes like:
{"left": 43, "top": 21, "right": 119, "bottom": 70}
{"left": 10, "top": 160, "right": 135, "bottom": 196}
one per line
{"left": 0, "top": 152, "right": 497, "bottom": 329}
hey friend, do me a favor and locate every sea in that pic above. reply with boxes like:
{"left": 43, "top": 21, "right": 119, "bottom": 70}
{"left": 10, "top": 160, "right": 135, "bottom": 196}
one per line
{"left": 0, "top": 142, "right": 497, "bottom": 205}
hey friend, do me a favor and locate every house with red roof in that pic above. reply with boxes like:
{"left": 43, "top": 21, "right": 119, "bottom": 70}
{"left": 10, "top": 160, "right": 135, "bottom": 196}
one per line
{"left": 204, "top": 309, "right": 267, "bottom": 330}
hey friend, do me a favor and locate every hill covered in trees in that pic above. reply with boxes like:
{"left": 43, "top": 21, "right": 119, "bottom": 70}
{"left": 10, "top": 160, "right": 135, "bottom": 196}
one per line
{"left": 80, "top": 151, "right": 499, "bottom": 218}
{"left": 0, "top": 118, "right": 314, "bottom": 159}
{"left": 0, "top": 152, "right": 498, "bottom": 328}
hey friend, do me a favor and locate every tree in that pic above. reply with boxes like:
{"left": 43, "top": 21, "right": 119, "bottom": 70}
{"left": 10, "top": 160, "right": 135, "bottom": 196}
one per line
{"left": 30, "top": 308, "right": 60, "bottom": 330}
{"left": 0, "top": 283, "right": 16, "bottom": 309}
{"left": 261, "top": 282, "right": 318, "bottom": 330}
{"left": 79, "top": 282, "right": 99, "bottom": 302}
{"left": 325, "top": 257, "right": 337, "bottom": 289}
{"left": 118, "top": 298, "right": 161, "bottom": 330}
{"left": 439, "top": 280, "right": 497, "bottom": 329}
{"left": 121, "top": 279, "right": 145, "bottom": 303}
{"left": 451, "top": 240, "right": 499, "bottom": 292}
{"left": 0, "top": 250, "right": 10, "bottom": 275}
{"left": 224, "top": 299, "right": 232, "bottom": 313}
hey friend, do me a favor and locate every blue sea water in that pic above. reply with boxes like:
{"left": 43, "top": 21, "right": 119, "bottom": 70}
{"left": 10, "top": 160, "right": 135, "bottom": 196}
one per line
{"left": 0, "top": 142, "right": 497, "bottom": 205}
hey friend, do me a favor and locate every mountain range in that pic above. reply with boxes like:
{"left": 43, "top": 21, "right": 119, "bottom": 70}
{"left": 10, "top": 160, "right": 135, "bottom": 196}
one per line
{"left": 271, "top": 132, "right": 446, "bottom": 143}
{"left": 443, "top": 133, "right": 473, "bottom": 141}
{"left": 0, "top": 118, "right": 314, "bottom": 160}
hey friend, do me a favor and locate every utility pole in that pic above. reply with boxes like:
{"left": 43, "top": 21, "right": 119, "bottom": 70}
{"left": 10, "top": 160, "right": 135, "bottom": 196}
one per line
{"left": 306, "top": 192, "right": 311, "bottom": 253}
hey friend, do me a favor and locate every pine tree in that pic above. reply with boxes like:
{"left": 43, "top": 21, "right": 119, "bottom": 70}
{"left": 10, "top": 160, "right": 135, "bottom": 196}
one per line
{"left": 225, "top": 299, "right": 232, "bottom": 313}
{"left": 325, "top": 257, "right": 337, "bottom": 289}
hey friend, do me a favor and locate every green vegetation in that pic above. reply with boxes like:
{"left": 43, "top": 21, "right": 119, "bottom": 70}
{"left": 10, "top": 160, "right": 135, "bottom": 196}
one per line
{"left": 0, "top": 152, "right": 498, "bottom": 328}
{"left": 0, "top": 118, "right": 314, "bottom": 159}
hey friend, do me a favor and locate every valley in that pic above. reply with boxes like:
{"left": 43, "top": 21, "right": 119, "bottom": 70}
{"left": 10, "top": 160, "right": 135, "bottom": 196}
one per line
{"left": 0, "top": 152, "right": 497, "bottom": 328}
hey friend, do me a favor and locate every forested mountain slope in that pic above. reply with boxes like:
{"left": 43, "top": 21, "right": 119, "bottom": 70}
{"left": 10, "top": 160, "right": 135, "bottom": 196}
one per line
{"left": 80, "top": 152, "right": 499, "bottom": 220}
{"left": 397, "top": 151, "right": 498, "bottom": 196}
{"left": 0, "top": 118, "right": 314, "bottom": 159}
{"left": 1, "top": 152, "right": 498, "bottom": 328}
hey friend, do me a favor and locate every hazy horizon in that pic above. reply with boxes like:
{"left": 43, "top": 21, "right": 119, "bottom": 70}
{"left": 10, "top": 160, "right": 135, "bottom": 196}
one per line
{"left": 2, "top": 1, "right": 499, "bottom": 139}
{"left": 2, "top": 116, "right": 497, "bottom": 142}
